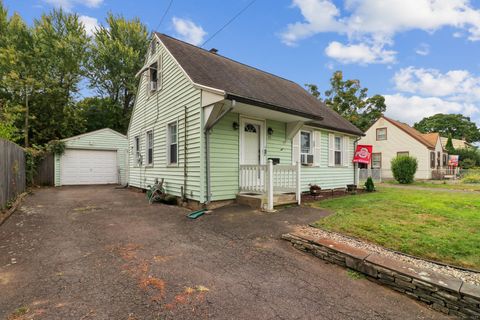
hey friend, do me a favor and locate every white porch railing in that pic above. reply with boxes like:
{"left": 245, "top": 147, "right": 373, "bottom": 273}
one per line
{"left": 239, "top": 164, "right": 267, "bottom": 193}
{"left": 239, "top": 160, "right": 301, "bottom": 211}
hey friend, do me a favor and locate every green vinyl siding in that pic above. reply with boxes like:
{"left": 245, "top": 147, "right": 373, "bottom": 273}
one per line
{"left": 209, "top": 112, "right": 240, "bottom": 201}
{"left": 266, "top": 119, "right": 291, "bottom": 164}
{"left": 127, "top": 39, "right": 202, "bottom": 201}
{"left": 54, "top": 129, "right": 128, "bottom": 186}
{"left": 300, "top": 130, "right": 355, "bottom": 190}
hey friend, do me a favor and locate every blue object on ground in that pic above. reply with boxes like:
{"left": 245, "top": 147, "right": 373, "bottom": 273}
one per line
{"left": 187, "top": 209, "right": 206, "bottom": 219}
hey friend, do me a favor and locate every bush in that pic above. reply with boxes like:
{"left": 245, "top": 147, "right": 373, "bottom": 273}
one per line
{"left": 391, "top": 156, "right": 418, "bottom": 184}
{"left": 364, "top": 177, "right": 375, "bottom": 192}
{"left": 455, "top": 148, "right": 480, "bottom": 168}
{"left": 462, "top": 173, "right": 480, "bottom": 184}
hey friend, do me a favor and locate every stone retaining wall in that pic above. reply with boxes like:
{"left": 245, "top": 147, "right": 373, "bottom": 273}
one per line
{"left": 282, "top": 233, "right": 480, "bottom": 318}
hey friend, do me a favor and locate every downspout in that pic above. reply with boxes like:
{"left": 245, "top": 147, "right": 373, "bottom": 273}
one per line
{"left": 204, "top": 100, "right": 235, "bottom": 204}
{"left": 183, "top": 105, "right": 188, "bottom": 202}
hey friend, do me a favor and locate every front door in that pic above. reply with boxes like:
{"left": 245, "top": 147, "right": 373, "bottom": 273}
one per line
{"left": 241, "top": 118, "right": 264, "bottom": 165}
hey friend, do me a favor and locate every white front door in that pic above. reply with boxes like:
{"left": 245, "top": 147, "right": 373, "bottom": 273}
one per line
{"left": 240, "top": 118, "right": 264, "bottom": 165}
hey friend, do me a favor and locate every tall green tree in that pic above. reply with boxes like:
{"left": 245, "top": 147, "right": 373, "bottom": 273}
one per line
{"left": 306, "top": 71, "right": 386, "bottom": 132}
{"left": 87, "top": 13, "right": 148, "bottom": 133}
{"left": 78, "top": 97, "right": 124, "bottom": 133}
{"left": 413, "top": 114, "right": 480, "bottom": 143}
{"left": 445, "top": 134, "right": 455, "bottom": 154}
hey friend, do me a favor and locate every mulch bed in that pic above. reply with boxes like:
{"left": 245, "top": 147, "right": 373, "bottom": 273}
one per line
{"left": 301, "top": 188, "right": 366, "bottom": 203}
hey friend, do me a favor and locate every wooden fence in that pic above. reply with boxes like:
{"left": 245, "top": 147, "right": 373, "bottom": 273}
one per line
{"left": 34, "top": 153, "right": 54, "bottom": 186}
{"left": 0, "top": 139, "right": 26, "bottom": 210}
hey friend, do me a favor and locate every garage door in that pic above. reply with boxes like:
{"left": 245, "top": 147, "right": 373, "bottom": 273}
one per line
{"left": 61, "top": 149, "right": 118, "bottom": 185}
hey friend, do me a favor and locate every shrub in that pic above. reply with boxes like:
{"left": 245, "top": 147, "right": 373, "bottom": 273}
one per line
{"left": 391, "top": 156, "right": 418, "bottom": 184}
{"left": 462, "top": 173, "right": 480, "bottom": 184}
{"left": 364, "top": 177, "right": 375, "bottom": 192}
{"left": 455, "top": 148, "right": 480, "bottom": 168}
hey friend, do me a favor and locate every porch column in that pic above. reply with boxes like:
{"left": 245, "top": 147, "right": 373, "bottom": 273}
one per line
{"left": 267, "top": 159, "right": 274, "bottom": 211}
{"left": 296, "top": 161, "right": 301, "bottom": 205}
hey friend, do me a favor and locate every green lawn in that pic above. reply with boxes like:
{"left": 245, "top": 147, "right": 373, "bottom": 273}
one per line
{"left": 384, "top": 180, "right": 480, "bottom": 191}
{"left": 311, "top": 187, "right": 480, "bottom": 270}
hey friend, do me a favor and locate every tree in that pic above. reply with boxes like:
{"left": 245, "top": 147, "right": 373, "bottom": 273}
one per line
{"left": 413, "top": 114, "right": 480, "bottom": 143}
{"left": 445, "top": 134, "right": 455, "bottom": 154}
{"left": 306, "top": 71, "right": 386, "bottom": 132}
{"left": 77, "top": 97, "right": 125, "bottom": 133}
{"left": 87, "top": 13, "right": 148, "bottom": 133}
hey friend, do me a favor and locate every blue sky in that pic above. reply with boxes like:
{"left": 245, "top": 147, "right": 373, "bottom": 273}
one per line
{"left": 4, "top": 0, "right": 480, "bottom": 127}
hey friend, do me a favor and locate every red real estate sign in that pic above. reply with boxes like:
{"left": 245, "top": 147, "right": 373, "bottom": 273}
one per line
{"left": 353, "top": 145, "right": 373, "bottom": 164}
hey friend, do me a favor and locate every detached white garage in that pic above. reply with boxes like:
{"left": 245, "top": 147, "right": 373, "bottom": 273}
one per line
{"left": 55, "top": 128, "right": 128, "bottom": 186}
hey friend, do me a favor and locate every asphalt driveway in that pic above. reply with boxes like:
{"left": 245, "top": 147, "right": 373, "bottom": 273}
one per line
{"left": 0, "top": 186, "right": 448, "bottom": 319}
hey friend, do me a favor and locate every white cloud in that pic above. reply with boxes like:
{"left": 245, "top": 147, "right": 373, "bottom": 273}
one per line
{"left": 384, "top": 94, "right": 477, "bottom": 125}
{"left": 79, "top": 15, "right": 99, "bottom": 36}
{"left": 415, "top": 43, "right": 430, "bottom": 56}
{"left": 172, "top": 17, "right": 207, "bottom": 46}
{"left": 43, "top": 0, "right": 103, "bottom": 10}
{"left": 386, "top": 66, "right": 480, "bottom": 126}
{"left": 281, "top": 0, "right": 480, "bottom": 64}
{"left": 393, "top": 67, "right": 480, "bottom": 100}
{"left": 325, "top": 41, "right": 396, "bottom": 64}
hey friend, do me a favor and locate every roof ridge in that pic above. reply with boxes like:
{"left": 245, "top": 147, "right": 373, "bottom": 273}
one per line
{"left": 155, "top": 32, "right": 300, "bottom": 86}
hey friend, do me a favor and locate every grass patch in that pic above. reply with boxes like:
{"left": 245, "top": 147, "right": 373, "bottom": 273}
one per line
{"left": 347, "top": 269, "right": 366, "bottom": 280}
{"left": 384, "top": 180, "right": 480, "bottom": 191}
{"left": 311, "top": 187, "right": 480, "bottom": 270}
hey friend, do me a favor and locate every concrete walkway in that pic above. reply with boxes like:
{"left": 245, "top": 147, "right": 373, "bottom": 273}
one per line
{"left": 0, "top": 186, "right": 449, "bottom": 319}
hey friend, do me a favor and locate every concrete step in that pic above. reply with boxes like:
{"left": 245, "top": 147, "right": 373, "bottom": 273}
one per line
{"left": 236, "top": 193, "right": 298, "bottom": 210}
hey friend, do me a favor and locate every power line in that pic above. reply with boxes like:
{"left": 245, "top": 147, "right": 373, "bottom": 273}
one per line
{"left": 201, "top": 0, "right": 258, "bottom": 47}
{"left": 155, "top": 0, "right": 174, "bottom": 32}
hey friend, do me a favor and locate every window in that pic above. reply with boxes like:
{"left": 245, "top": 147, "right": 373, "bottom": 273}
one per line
{"left": 167, "top": 122, "right": 178, "bottom": 165}
{"left": 443, "top": 154, "right": 448, "bottom": 167}
{"left": 372, "top": 153, "right": 382, "bottom": 169}
{"left": 334, "top": 136, "right": 342, "bottom": 165}
{"left": 301, "top": 131, "right": 311, "bottom": 154}
{"left": 430, "top": 152, "right": 435, "bottom": 168}
{"left": 134, "top": 136, "right": 141, "bottom": 165}
{"left": 376, "top": 128, "right": 387, "bottom": 141}
{"left": 397, "top": 151, "right": 409, "bottom": 157}
{"left": 146, "top": 131, "right": 154, "bottom": 166}
{"left": 149, "top": 62, "right": 158, "bottom": 92}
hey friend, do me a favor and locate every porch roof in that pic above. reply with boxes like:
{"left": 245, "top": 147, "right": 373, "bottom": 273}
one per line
{"left": 155, "top": 33, "right": 364, "bottom": 136}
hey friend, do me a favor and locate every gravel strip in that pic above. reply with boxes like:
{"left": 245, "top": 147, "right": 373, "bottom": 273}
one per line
{"left": 295, "top": 225, "right": 480, "bottom": 286}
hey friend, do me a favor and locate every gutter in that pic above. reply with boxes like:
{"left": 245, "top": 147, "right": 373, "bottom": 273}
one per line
{"left": 225, "top": 93, "right": 324, "bottom": 121}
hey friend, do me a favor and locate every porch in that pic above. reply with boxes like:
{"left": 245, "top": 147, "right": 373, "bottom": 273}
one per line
{"left": 237, "top": 161, "right": 301, "bottom": 211}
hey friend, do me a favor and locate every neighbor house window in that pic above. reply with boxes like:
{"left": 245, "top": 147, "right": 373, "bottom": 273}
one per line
{"left": 334, "top": 136, "right": 342, "bottom": 165}
{"left": 134, "top": 136, "right": 141, "bottom": 165}
{"left": 167, "top": 122, "right": 178, "bottom": 165}
{"left": 397, "top": 151, "right": 409, "bottom": 157}
{"left": 443, "top": 154, "right": 448, "bottom": 167}
{"left": 430, "top": 152, "right": 435, "bottom": 168}
{"left": 372, "top": 153, "right": 382, "bottom": 169}
{"left": 376, "top": 128, "right": 387, "bottom": 141}
{"left": 146, "top": 131, "right": 154, "bottom": 166}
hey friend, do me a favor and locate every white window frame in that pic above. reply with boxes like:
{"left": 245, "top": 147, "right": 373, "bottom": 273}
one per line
{"left": 300, "top": 130, "right": 313, "bottom": 157}
{"left": 334, "top": 135, "right": 342, "bottom": 166}
{"left": 134, "top": 135, "right": 141, "bottom": 166}
{"left": 167, "top": 121, "right": 178, "bottom": 166}
{"left": 145, "top": 130, "right": 154, "bottom": 166}
{"left": 372, "top": 153, "right": 382, "bottom": 169}
{"left": 376, "top": 127, "right": 387, "bottom": 141}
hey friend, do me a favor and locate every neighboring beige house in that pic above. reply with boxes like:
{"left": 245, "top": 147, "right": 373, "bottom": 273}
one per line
{"left": 359, "top": 116, "right": 446, "bottom": 180}
{"left": 440, "top": 137, "right": 472, "bottom": 150}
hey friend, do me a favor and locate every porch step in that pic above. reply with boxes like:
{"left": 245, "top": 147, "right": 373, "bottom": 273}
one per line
{"left": 236, "top": 193, "right": 298, "bottom": 210}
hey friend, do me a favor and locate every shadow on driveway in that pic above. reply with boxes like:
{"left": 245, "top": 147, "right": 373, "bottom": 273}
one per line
{"left": 0, "top": 186, "right": 449, "bottom": 319}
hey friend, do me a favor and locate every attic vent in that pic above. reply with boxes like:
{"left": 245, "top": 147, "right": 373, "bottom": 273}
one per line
{"left": 209, "top": 48, "right": 218, "bottom": 54}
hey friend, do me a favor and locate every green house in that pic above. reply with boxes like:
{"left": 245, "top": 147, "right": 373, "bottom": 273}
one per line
{"left": 128, "top": 33, "right": 363, "bottom": 209}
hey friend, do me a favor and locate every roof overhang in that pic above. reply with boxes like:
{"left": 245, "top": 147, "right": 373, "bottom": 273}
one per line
{"left": 225, "top": 93, "right": 323, "bottom": 122}
{"left": 305, "top": 121, "right": 365, "bottom": 137}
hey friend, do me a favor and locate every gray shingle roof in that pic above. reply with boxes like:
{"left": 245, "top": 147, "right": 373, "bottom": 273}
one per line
{"left": 155, "top": 33, "right": 363, "bottom": 136}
